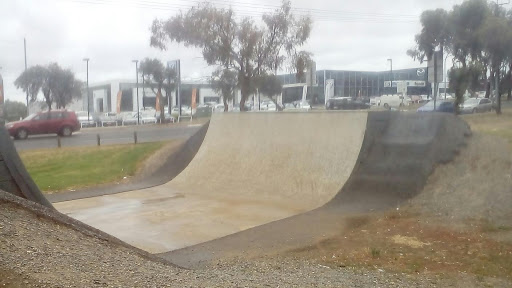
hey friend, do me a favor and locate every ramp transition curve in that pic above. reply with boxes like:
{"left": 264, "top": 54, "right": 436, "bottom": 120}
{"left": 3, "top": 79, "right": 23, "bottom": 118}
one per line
{"left": 161, "top": 111, "right": 471, "bottom": 267}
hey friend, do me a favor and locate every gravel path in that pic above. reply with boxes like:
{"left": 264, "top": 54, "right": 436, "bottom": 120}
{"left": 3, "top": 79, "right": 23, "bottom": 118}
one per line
{"left": 1, "top": 192, "right": 509, "bottom": 287}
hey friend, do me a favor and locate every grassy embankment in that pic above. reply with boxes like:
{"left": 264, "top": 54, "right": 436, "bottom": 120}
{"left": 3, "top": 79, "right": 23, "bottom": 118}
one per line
{"left": 19, "top": 142, "right": 165, "bottom": 193}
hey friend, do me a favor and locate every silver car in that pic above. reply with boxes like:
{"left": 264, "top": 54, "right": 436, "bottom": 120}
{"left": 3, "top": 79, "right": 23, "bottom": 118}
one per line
{"left": 460, "top": 98, "right": 493, "bottom": 114}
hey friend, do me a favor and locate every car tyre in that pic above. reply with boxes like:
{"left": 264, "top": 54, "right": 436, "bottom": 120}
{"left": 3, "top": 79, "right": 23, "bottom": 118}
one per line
{"left": 61, "top": 126, "right": 73, "bottom": 137}
{"left": 16, "top": 128, "right": 28, "bottom": 140}
{"left": 383, "top": 103, "right": 390, "bottom": 109}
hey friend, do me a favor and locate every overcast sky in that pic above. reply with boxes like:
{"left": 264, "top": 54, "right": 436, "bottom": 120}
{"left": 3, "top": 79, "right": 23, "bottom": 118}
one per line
{"left": 1, "top": 0, "right": 466, "bottom": 103}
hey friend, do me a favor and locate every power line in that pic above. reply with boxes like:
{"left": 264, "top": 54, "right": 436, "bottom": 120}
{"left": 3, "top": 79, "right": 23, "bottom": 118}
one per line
{"left": 62, "top": 0, "right": 419, "bottom": 23}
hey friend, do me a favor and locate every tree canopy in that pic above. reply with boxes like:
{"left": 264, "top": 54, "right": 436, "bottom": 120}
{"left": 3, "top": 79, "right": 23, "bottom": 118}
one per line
{"left": 140, "top": 58, "right": 176, "bottom": 121}
{"left": 3, "top": 100, "right": 27, "bottom": 122}
{"left": 210, "top": 68, "right": 237, "bottom": 112}
{"left": 14, "top": 63, "right": 83, "bottom": 111}
{"left": 409, "top": 0, "right": 512, "bottom": 114}
{"left": 150, "top": 0, "right": 312, "bottom": 110}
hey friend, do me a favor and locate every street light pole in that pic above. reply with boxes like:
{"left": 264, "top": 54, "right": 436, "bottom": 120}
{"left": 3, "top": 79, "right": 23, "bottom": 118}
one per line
{"left": 83, "top": 58, "right": 90, "bottom": 121}
{"left": 24, "top": 38, "right": 29, "bottom": 115}
{"left": 444, "top": 53, "right": 449, "bottom": 99}
{"left": 132, "top": 60, "right": 140, "bottom": 125}
{"left": 387, "top": 59, "right": 393, "bottom": 93}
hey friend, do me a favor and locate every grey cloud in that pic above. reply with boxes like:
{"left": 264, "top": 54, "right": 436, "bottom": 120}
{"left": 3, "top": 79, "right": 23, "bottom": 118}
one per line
{"left": 1, "top": 0, "right": 464, "bottom": 103}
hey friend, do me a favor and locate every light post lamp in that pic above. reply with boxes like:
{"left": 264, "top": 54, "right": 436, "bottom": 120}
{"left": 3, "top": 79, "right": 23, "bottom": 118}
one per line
{"left": 387, "top": 58, "right": 393, "bottom": 93}
{"left": 444, "top": 53, "right": 449, "bottom": 99}
{"left": 132, "top": 60, "right": 140, "bottom": 125}
{"left": 83, "top": 58, "right": 90, "bottom": 121}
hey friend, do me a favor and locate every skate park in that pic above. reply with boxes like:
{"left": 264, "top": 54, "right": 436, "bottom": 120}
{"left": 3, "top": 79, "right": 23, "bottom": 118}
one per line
{"left": 0, "top": 110, "right": 472, "bottom": 268}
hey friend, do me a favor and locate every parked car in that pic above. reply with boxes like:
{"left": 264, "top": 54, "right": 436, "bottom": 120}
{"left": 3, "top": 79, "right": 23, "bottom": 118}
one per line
{"left": 121, "top": 112, "right": 139, "bottom": 126}
{"left": 155, "top": 112, "right": 175, "bottom": 123}
{"left": 380, "top": 94, "right": 407, "bottom": 109}
{"left": 284, "top": 103, "right": 298, "bottom": 110}
{"left": 6, "top": 110, "right": 80, "bottom": 140}
{"left": 140, "top": 112, "right": 157, "bottom": 124}
{"left": 171, "top": 106, "right": 192, "bottom": 117}
{"left": 325, "top": 97, "right": 351, "bottom": 110}
{"left": 417, "top": 100, "right": 455, "bottom": 113}
{"left": 100, "top": 112, "right": 120, "bottom": 126}
{"left": 326, "top": 97, "right": 370, "bottom": 110}
{"left": 76, "top": 111, "right": 96, "bottom": 127}
{"left": 260, "top": 101, "right": 277, "bottom": 111}
{"left": 459, "top": 98, "right": 493, "bottom": 114}
{"left": 370, "top": 97, "right": 381, "bottom": 106}
{"left": 213, "top": 104, "right": 226, "bottom": 112}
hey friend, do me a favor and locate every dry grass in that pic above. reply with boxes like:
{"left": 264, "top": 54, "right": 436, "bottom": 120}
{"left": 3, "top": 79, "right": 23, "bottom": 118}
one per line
{"left": 461, "top": 104, "right": 512, "bottom": 149}
{"left": 285, "top": 107, "right": 512, "bottom": 279}
{"left": 287, "top": 210, "right": 512, "bottom": 279}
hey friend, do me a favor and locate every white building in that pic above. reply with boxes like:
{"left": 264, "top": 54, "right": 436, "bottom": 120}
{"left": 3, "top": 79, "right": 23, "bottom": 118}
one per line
{"left": 80, "top": 79, "right": 227, "bottom": 114}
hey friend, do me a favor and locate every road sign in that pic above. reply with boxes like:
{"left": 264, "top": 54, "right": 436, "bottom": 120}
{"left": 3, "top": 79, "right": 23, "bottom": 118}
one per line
{"left": 428, "top": 51, "right": 443, "bottom": 84}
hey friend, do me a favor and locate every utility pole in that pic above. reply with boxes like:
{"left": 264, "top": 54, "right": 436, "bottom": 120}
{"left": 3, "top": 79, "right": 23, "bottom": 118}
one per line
{"left": 83, "top": 58, "right": 90, "bottom": 121}
{"left": 142, "top": 71, "right": 145, "bottom": 110}
{"left": 132, "top": 60, "right": 139, "bottom": 125}
{"left": 387, "top": 59, "right": 393, "bottom": 94}
{"left": 24, "top": 38, "right": 29, "bottom": 115}
{"left": 177, "top": 60, "right": 181, "bottom": 118}
{"left": 444, "top": 53, "right": 449, "bottom": 100}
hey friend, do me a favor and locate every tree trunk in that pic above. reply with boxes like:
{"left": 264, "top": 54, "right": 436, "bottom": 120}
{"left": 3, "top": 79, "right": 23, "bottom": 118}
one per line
{"left": 239, "top": 76, "right": 250, "bottom": 112}
{"left": 157, "top": 88, "right": 165, "bottom": 124}
{"left": 222, "top": 97, "right": 228, "bottom": 112}
{"left": 486, "top": 73, "right": 494, "bottom": 99}
{"left": 44, "top": 91, "right": 52, "bottom": 111}
{"left": 240, "top": 96, "right": 247, "bottom": 112}
{"left": 496, "top": 69, "right": 502, "bottom": 115}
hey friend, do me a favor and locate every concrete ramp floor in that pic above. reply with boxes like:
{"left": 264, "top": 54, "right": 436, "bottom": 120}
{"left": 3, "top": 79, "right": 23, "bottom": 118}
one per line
{"left": 55, "top": 112, "right": 368, "bottom": 253}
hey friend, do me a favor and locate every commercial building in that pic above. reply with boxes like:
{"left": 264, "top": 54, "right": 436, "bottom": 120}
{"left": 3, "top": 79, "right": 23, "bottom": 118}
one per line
{"left": 79, "top": 79, "right": 224, "bottom": 114}
{"left": 280, "top": 67, "right": 430, "bottom": 105}
{"left": 76, "top": 67, "right": 430, "bottom": 114}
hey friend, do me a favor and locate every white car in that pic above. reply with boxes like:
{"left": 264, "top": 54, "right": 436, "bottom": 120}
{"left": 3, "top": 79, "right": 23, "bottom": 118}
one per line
{"left": 213, "top": 104, "right": 225, "bottom": 112}
{"left": 121, "top": 112, "right": 138, "bottom": 126}
{"left": 370, "top": 97, "right": 381, "bottom": 106}
{"left": 76, "top": 111, "right": 96, "bottom": 127}
{"left": 140, "top": 112, "right": 157, "bottom": 124}
{"left": 171, "top": 106, "right": 192, "bottom": 117}
{"left": 379, "top": 94, "right": 406, "bottom": 109}
{"left": 299, "top": 101, "right": 311, "bottom": 111}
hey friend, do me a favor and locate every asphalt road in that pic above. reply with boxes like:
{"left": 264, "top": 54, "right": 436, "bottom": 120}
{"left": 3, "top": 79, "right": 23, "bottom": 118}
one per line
{"left": 13, "top": 123, "right": 203, "bottom": 151}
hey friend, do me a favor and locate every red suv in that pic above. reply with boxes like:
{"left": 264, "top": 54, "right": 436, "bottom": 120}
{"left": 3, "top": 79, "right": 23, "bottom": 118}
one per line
{"left": 6, "top": 110, "right": 80, "bottom": 140}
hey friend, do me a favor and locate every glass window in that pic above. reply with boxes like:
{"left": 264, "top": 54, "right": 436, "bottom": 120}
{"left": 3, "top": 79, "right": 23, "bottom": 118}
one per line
{"left": 50, "top": 112, "right": 64, "bottom": 119}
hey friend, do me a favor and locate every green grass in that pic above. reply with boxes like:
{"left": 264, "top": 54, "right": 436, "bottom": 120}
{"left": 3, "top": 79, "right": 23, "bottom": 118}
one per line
{"left": 19, "top": 142, "right": 165, "bottom": 193}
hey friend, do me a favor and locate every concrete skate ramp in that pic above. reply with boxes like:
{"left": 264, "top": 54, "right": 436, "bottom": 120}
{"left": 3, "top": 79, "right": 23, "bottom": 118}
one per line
{"left": 168, "top": 112, "right": 367, "bottom": 210}
{"left": 47, "top": 122, "right": 209, "bottom": 203}
{"left": 326, "top": 111, "right": 471, "bottom": 211}
{"left": 55, "top": 112, "right": 367, "bottom": 254}
{"left": 0, "top": 126, "right": 52, "bottom": 209}
{"left": 162, "top": 111, "right": 470, "bottom": 267}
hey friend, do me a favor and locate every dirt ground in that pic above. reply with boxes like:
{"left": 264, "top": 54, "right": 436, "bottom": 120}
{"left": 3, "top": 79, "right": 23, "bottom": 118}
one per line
{"left": 278, "top": 108, "right": 512, "bottom": 284}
